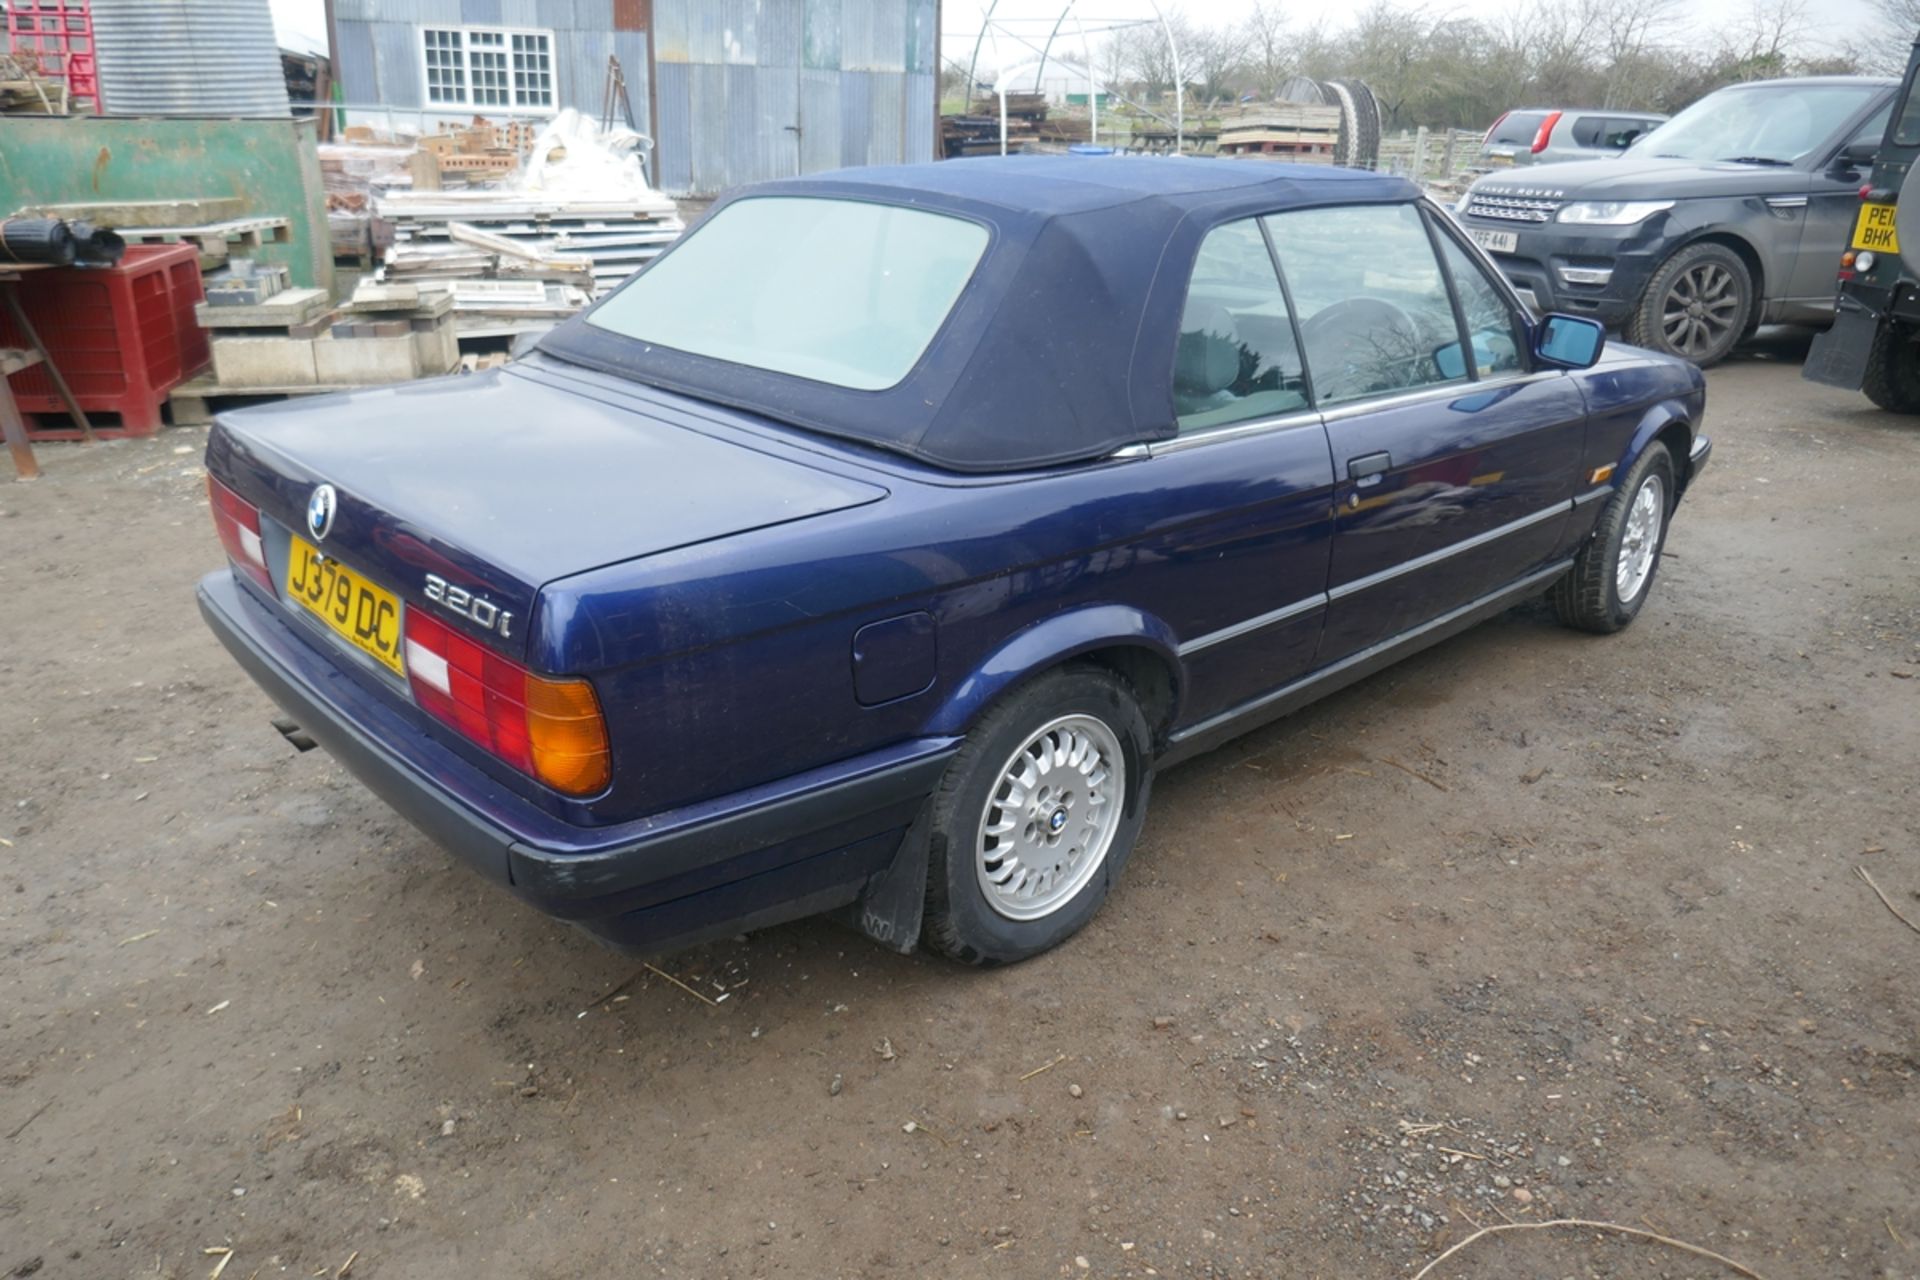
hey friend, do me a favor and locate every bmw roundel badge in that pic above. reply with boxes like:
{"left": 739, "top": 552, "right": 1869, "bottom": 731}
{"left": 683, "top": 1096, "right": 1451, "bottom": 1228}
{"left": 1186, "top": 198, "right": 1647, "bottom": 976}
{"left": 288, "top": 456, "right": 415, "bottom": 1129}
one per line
{"left": 307, "top": 483, "right": 337, "bottom": 541}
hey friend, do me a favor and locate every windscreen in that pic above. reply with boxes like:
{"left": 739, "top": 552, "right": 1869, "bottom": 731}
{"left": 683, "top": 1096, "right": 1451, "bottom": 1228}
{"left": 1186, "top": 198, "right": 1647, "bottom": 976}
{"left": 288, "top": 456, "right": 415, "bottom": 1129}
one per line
{"left": 586, "top": 196, "right": 990, "bottom": 392}
{"left": 1627, "top": 83, "right": 1879, "bottom": 164}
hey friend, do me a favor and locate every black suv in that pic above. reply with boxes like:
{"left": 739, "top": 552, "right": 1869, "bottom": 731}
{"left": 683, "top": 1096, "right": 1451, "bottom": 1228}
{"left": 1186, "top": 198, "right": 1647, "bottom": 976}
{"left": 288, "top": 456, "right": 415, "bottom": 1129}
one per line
{"left": 1804, "top": 35, "right": 1920, "bottom": 411}
{"left": 1457, "top": 76, "right": 1896, "bottom": 366}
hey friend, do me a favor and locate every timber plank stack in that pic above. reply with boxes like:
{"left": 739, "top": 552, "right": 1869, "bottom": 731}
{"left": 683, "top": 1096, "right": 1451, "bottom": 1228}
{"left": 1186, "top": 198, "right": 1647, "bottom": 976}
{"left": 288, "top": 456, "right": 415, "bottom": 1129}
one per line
{"left": 944, "top": 94, "right": 1093, "bottom": 154}
{"left": 375, "top": 190, "right": 683, "bottom": 298}
{"left": 0, "top": 53, "right": 67, "bottom": 113}
{"left": 1217, "top": 105, "right": 1343, "bottom": 162}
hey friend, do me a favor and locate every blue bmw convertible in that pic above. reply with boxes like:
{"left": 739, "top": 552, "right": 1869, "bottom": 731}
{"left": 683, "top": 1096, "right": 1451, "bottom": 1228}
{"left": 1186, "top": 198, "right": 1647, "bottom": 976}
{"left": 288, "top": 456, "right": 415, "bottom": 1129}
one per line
{"left": 199, "top": 157, "right": 1709, "bottom": 964}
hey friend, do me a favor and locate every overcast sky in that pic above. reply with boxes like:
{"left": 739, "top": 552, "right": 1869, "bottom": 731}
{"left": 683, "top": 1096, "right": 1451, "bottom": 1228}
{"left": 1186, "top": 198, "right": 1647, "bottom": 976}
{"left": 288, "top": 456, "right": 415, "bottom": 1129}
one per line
{"left": 268, "top": 0, "right": 1880, "bottom": 66}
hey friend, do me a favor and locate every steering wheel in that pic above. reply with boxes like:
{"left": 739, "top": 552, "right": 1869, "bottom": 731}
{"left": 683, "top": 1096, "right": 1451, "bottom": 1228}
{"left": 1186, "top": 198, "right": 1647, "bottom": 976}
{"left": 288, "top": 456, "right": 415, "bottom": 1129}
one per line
{"left": 1301, "top": 298, "right": 1421, "bottom": 402}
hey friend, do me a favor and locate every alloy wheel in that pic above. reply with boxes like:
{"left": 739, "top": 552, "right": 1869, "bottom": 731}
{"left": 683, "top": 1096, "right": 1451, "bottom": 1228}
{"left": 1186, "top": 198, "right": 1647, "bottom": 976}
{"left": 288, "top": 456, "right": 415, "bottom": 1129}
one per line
{"left": 1661, "top": 262, "right": 1740, "bottom": 359}
{"left": 975, "top": 714, "right": 1125, "bottom": 921}
{"left": 1615, "top": 473, "right": 1665, "bottom": 603}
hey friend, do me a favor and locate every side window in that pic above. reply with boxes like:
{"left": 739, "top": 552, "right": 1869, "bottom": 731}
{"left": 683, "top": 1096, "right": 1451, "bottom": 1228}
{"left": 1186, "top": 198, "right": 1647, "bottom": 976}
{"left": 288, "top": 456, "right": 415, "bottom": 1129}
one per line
{"left": 1896, "top": 68, "right": 1920, "bottom": 148}
{"left": 1570, "top": 116, "right": 1603, "bottom": 148}
{"left": 1845, "top": 104, "right": 1892, "bottom": 163}
{"left": 1435, "top": 232, "right": 1523, "bottom": 378}
{"left": 1173, "top": 219, "right": 1308, "bottom": 433}
{"left": 1263, "top": 202, "right": 1465, "bottom": 406}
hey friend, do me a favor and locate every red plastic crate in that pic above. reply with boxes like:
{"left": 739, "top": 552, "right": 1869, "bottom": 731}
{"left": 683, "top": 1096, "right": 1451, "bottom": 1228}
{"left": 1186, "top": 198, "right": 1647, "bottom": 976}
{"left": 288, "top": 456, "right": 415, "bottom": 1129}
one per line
{"left": 0, "top": 244, "right": 210, "bottom": 438}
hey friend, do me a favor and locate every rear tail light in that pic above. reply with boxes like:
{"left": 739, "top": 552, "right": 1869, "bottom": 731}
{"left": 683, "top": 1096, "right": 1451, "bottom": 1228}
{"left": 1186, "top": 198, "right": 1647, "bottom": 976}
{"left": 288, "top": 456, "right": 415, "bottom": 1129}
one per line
{"left": 1483, "top": 111, "right": 1509, "bottom": 145}
{"left": 403, "top": 609, "right": 611, "bottom": 797}
{"left": 1531, "top": 111, "right": 1563, "bottom": 154}
{"left": 208, "top": 475, "right": 272, "bottom": 593}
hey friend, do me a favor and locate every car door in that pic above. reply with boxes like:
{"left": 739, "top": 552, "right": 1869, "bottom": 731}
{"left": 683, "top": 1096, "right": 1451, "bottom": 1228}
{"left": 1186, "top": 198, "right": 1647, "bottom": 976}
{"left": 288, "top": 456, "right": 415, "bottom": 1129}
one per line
{"left": 1154, "top": 216, "right": 1335, "bottom": 725}
{"left": 1263, "top": 200, "right": 1586, "bottom": 663}
{"left": 1789, "top": 100, "right": 1893, "bottom": 305}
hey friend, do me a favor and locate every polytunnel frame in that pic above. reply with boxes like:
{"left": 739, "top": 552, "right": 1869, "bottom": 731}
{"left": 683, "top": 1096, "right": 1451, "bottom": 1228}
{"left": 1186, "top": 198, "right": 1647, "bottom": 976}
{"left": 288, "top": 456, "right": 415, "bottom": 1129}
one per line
{"left": 959, "top": 0, "right": 1185, "bottom": 155}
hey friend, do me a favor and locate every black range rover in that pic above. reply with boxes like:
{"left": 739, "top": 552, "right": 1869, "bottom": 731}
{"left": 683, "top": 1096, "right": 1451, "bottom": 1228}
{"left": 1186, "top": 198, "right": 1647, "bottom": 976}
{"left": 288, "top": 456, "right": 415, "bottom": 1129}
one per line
{"left": 1457, "top": 76, "right": 1896, "bottom": 366}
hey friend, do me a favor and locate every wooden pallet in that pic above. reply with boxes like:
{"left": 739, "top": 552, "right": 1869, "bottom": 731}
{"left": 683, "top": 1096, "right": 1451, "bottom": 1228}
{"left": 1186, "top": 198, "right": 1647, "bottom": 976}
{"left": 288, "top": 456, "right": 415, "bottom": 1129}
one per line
{"left": 118, "top": 218, "right": 294, "bottom": 268}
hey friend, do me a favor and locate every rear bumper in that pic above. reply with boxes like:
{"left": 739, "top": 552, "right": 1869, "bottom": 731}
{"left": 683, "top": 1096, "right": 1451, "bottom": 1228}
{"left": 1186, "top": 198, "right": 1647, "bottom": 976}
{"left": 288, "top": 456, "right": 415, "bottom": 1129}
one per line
{"left": 198, "top": 571, "right": 958, "bottom": 952}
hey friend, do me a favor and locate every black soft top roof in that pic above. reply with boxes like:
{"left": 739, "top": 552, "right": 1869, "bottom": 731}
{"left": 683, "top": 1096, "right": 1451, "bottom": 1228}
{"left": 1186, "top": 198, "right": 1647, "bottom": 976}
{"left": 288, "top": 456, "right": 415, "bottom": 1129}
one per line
{"left": 539, "top": 155, "right": 1418, "bottom": 472}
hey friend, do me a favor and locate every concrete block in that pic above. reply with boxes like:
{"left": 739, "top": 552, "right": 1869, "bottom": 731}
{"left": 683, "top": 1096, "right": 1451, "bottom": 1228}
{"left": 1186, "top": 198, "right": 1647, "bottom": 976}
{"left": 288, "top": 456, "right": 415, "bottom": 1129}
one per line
{"left": 206, "top": 278, "right": 280, "bottom": 307}
{"left": 345, "top": 283, "right": 421, "bottom": 311}
{"left": 313, "top": 333, "right": 418, "bottom": 385}
{"left": 412, "top": 318, "right": 458, "bottom": 375}
{"left": 196, "top": 288, "right": 330, "bottom": 330}
{"left": 285, "top": 312, "right": 338, "bottom": 341}
{"left": 211, "top": 336, "right": 318, "bottom": 388}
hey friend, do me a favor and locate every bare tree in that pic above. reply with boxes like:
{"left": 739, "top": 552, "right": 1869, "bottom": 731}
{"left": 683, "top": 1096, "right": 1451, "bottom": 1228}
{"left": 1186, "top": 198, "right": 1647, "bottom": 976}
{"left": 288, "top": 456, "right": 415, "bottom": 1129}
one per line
{"left": 1242, "top": 1, "right": 1294, "bottom": 101}
{"left": 1586, "top": 0, "right": 1685, "bottom": 104}
{"left": 1715, "top": 0, "right": 1816, "bottom": 78}
{"left": 1181, "top": 18, "right": 1248, "bottom": 105}
{"left": 986, "top": 0, "right": 1857, "bottom": 134}
{"left": 1115, "top": 16, "right": 1177, "bottom": 97}
{"left": 1867, "top": 0, "right": 1920, "bottom": 72}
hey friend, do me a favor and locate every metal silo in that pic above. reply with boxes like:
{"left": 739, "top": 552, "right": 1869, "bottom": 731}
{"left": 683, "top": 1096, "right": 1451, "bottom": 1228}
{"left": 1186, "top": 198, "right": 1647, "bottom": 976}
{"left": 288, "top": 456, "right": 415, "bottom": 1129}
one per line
{"left": 92, "top": 0, "right": 291, "bottom": 117}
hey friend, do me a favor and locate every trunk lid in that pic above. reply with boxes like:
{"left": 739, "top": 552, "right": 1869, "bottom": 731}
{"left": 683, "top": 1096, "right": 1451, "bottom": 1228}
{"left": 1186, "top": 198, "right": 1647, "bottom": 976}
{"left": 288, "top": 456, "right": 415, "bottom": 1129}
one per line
{"left": 208, "top": 366, "right": 888, "bottom": 665}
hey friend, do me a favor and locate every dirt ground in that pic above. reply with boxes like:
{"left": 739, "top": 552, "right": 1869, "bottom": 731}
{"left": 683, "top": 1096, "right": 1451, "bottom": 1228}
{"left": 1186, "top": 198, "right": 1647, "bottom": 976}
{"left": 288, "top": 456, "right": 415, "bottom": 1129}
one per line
{"left": 3, "top": 335, "right": 1918, "bottom": 1280}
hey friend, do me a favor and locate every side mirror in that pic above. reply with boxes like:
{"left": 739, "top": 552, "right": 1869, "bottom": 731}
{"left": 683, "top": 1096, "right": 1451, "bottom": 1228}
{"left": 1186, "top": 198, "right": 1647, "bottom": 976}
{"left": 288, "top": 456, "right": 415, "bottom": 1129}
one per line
{"left": 1834, "top": 141, "right": 1878, "bottom": 171}
{"left": 1534, "top": 314, "right": 1605, "bottom": 369}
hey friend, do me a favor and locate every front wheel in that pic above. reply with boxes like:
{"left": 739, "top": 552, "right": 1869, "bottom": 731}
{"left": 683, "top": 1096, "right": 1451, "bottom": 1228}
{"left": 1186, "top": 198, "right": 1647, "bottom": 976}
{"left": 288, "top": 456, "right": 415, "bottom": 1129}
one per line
{"left": 1551, "top": 442, "right": 1675, "bottom": 634}
{"left": 1862, "top": 318, "right": 1920, "bottom": 413}
{"left": 922, "top": 666, "right": 1153, "bottom": 966}
{"left": 1626, "top": 243, "right": 1751, "bottom": 367}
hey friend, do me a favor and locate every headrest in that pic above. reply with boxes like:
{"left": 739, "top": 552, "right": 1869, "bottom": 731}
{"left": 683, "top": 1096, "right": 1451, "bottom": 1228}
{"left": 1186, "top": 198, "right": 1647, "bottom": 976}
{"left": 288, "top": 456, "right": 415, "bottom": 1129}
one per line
{"left": 1175, "top": 303, "right": 1239, "bottom": 395}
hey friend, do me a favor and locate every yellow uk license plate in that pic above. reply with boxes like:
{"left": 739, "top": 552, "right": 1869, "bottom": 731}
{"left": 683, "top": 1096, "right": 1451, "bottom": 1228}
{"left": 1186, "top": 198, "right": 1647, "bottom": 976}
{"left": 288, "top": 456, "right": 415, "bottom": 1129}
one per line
{"left": 287, "top": 535, "right": 405, "bottom": 676}
{"left": 1853, "top": 202, "right": 1899, "bottom": 253}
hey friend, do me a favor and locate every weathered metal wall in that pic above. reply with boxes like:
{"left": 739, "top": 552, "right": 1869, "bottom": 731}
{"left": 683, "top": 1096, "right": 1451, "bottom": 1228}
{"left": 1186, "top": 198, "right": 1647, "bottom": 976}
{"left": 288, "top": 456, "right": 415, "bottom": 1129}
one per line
{"left": 332, "top": 0, "right": 652, "bottom": 140}
{"left": 92, "top": 0, "right": 292, "bottom": 117}
{"left": 330, "top": 0, "right": 933, "bottom": 195}
{"left": 653, "top": 0, "right": 935, "bottom": 195}
{"left": 0, "top": 116, "right": 332, "bottom": 292}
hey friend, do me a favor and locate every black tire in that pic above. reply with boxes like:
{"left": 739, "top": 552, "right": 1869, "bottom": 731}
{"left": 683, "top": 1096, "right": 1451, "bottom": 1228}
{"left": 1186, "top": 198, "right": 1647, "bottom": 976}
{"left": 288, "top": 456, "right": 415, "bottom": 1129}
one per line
{"left": 1322, "top": 78, "right": 1382, "bottom": 169}
{"left": 1862, "top": 318, "right": 1920, "bottom": 413}
{"left": 1551, "top": 442, "right": 1676, "bottom": 634}
{"left": 1337, "top": 79, "right": 1383, "bottom": 169}
{"left": 1626, "top": 242, "right": 1751, "bottom": 368}
{"left": 922, "top": 666, "right": 1153, "bottom": 966}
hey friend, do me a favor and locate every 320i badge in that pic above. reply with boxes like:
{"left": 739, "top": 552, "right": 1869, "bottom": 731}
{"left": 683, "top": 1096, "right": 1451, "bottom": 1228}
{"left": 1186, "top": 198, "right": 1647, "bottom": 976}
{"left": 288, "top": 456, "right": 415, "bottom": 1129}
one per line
{"left": 199, "top": 157, "right": 1709, "bottom": 965}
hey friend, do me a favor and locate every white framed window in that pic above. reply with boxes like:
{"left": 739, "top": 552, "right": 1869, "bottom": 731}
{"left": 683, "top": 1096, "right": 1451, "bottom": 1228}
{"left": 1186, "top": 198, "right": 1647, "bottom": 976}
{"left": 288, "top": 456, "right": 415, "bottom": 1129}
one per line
{"left": 420, "top": 26, "right": 554, "bottom": 112}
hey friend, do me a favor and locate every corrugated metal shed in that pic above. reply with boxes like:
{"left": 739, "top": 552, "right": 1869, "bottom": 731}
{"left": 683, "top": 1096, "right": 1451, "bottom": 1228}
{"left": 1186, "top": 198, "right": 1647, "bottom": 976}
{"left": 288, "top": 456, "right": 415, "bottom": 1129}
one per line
{"left": 93, "top": 0, "right": 292, "bottom": 118}
{"left": 334, "top": 0, "right": 932, "bottom": 196}
{"left": 632, "top": 0, "right": 934, "bottom": 194}
{"left": 335, "top": 0, "right": 645, "bottom": 138}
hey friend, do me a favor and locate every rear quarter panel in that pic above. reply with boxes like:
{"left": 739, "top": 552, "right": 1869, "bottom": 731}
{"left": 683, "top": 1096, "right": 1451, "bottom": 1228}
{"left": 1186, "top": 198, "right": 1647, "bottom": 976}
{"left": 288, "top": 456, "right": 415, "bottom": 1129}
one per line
{"left": 541, "top": 420, "right": 1337, "bottom": 822}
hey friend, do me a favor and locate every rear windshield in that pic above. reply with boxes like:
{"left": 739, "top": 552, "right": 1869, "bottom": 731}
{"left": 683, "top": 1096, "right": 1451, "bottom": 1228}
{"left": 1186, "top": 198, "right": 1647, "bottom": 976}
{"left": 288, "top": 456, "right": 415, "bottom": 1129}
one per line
{"left": 1485, "top": 111, "right": 1549, "bottom": 147}
{"left": 587, "top": 196, "right": 990, "bottom": 391}
{"left": 1627, "top": 83, "right": 1880, "bottom": 164}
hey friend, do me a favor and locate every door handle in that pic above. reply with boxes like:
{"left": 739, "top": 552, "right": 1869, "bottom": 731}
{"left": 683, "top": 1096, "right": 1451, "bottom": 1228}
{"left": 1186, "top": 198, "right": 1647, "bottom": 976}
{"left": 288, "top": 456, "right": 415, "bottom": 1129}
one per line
{"left": 1347, "top": 452, "right": 1391, "bottom": 485}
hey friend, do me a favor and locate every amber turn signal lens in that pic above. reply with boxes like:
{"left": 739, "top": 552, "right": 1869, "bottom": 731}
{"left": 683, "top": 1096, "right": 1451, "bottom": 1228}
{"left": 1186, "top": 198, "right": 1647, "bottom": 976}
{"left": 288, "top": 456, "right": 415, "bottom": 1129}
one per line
{"left": 524, "top": 674, "right": 611, "bottom": 797}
